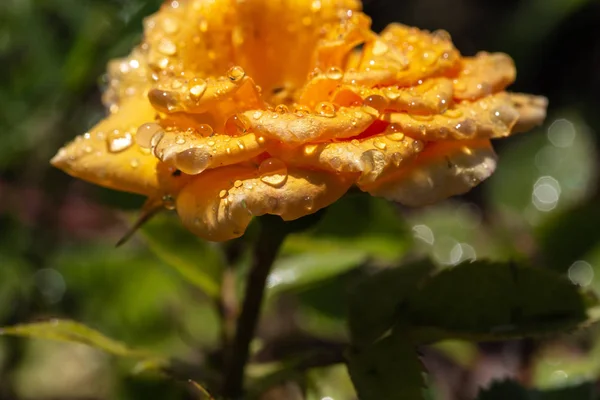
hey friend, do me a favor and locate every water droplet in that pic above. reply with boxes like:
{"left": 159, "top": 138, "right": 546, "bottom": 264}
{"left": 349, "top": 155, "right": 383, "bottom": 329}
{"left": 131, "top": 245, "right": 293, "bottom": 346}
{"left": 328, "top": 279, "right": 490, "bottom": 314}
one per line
{"left": 224, "top": 114, "right": 246, "bottom": 135}
{"left": 363, "top": 95, "right": 388, "bottom": 112}
{"left": 136, "top": 123, "right": 164, "bottom": 148}
{"left": 330, "top": 156, "right": 341, "bottom": 169}
{"left": 275, "top": 104, "right": 289, "bottom": 114}
{"left": 189, "top": 77, "right": 207, "bottom": 100}
{"left": 175, "top": 135, "right": 186, "bottom": 145}
{"left": 106, "top": 131, "right": 130, "bottom": 153}
{"left": 158, "top": 38, "right": 177, "bottom": 55}
{"left": 491, "top": 106, "right": 518, "bottom": 127}
{"left": 253, "top": 110, "right": 264, "bottom": 119}
{"left": 259, "top": 158, "right": 288, "bottom": 187}
{"left": 293, "top": 105, "right": 310, "bottom": 117}
{"left": 219, "top": 189, "right": 228, "bottom": 199}
{"left": 148, "top": 89, "right": 177, "bottom": 111}
{"left": 234, "top": 180, "right": 243, "bottom": 188}
{"left": 316, "top": 102, "right": 336, "bottom": 118}
{"left": 207, "top": 140, "right": 215, "bottom": 147}
{"left": 304, "top": 195, "right": 314, "bottom": 210}
{"left": 173, "top": 148, "right": 211, "bottom": 174}
{"left": 373, "top": 139, "right": 387, "bottom": 150}
{"left": 384, "top": 87, "right": 400, "bottom": 100}
{"left": 326, "top": 66, "right": 343, "bottom": 80}
{"left": 198, "top": 124, "right": 214, "bottom": 137}
{"left": 162, "top": 194, "right": 176, "bottom": 210}
{"left": 412, "top": 140, "right": 424, "bottom": 152}
{"left": 351, "top": 139, "right": 360, "bottom": 145}
{"left": 227, "top": 66, "right": 245, "bottom": 82}
{"left": 455, "top": 119, "right": 477, "bottom": 136}
{"left": 391, "top": 152, "right": 403, "bottom": 166}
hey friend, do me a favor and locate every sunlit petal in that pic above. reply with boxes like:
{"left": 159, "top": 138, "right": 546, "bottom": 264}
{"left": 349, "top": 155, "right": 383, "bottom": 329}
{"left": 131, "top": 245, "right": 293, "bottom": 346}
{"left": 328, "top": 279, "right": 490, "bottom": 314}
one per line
{"left": 176, "top": 165, "right": 353, "bottom": 241}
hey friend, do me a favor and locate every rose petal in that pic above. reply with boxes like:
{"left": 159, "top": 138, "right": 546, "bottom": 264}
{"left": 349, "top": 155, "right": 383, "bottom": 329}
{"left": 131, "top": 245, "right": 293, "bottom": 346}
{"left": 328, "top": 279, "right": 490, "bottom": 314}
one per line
{"left": 452, "top": 52, "right": 516, "bottom": 100}
{"left": 176, "top": 164, "right": 353, "bottom": 241}
{"left": 143, "top": 0, "right": 237, "bottom": 77}
{"left": 333, "top": 77, "right": 454, "bottom": 114}
{"left": 103, "top": 48, "right": 152, "bottom": 112}
{"left": 361, "top": 139, "right": 497, "bottom": 206}
{"left": 51, "top": 98, "right": 159, "bottom": 196}
{"left": 387, "top": 92, "right": 520, "bottom": 140}
{"left": 148, "top": 74, "right": 263, "bottom": 116}
{"left": 361, "top": 24, "right": 460, "bottom": 86}
{"left": 153, "top": 130, "right": 267, "bottom": 175}
{"left": 509, "top": 93, "right": 548, "bottom": 133}
{"left": 311, "top": 12, "right": 374, "bottom": 71}
{"left": 272, "top": 127, "right": 422, "bottom": 184}
{"left": 233, "top": 0, "right": 361, "bottom": 97}
{"left": 240, "top": 106, "right": 376, "bottom": 144}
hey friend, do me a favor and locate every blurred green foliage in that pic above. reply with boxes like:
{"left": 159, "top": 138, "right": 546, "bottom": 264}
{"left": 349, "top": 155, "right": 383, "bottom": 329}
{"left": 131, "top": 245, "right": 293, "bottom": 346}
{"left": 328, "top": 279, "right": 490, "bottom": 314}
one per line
{"left": 1, "top": 0, "right": 599, "bottom": 398}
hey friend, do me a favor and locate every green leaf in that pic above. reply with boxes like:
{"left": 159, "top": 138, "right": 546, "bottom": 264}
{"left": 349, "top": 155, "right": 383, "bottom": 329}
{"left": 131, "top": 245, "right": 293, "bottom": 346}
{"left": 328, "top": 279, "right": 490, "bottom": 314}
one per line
{"left": 267, "top": 250, "right": 367, "bottom": 295}
{"left": 141, "top": 213, "right": 223, "bottom": 299}
{"left": 406, "top": 261, "right": 591, "bottom": 343}
{"left": 0, "top": 319, "right": 155, "bottom": 359}
{"left": 347, "top": 331, "right": 425, "bottom": 400}
{"left": 283, "top": 195, "right": 412, "bottom": 262}
{"left": 348, "top": 260, "right": 435, "bottom": 347}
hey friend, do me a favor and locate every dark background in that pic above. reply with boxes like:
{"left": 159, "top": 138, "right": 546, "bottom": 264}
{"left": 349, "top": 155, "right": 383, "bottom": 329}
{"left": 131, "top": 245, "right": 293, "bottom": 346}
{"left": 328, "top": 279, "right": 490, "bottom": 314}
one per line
{"left": 1, "top": 0, "right": 599, "bottom": 398}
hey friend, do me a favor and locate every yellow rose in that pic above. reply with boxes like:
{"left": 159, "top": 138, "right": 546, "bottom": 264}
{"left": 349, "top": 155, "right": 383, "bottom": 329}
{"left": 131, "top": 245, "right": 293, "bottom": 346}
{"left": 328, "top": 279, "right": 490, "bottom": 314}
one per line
{"left": 51, "top": 0, "right": 547, "bottom": 241}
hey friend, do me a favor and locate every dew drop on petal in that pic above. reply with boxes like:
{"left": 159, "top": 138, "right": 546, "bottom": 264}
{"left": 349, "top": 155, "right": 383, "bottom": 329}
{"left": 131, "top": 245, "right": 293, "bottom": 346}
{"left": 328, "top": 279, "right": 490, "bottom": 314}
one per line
{"left": 227, "top": 66, "right": 245, "bottom": 82}
{"left": 326, "top": 66, "right": 343, "bottom": 80}
{"left": 162, "top": 194, "right": 176, "bottom": 210}
{"left": 412, "top": 140, "right": 425, "bottom": 152}
{"left": 275, "top": 104, "right": 289, "bottom": 114}
{"left": 224, "top": 114, "right": 246, "bottom": 135}
{"left": 391, "top": 152, "right": 403, "bottom": 166}
{"left": 136, "top": 123, "right": 164, "bottom": 148}
{"left": 107, "top": 130, "right": 133, "bottom": 153}
{"left": 219, "top": 189, "right": 228, "bottom": 199}
{"left": 189, "top": 78, "right": 207, "bottom": 99}
{"left": 173, "top": 148, "right": 211, "bottom": 175}
{"left": 234, "top": 180, "right": 243, "bottom": 188}
{"left": 259, "top": 158, "right": 288, "bottom": 187}
{"left": 364, "top": 95, "right": 388, "bottom": 112}
{"left": 293, "top": 105, "right": 311, "bottom": 117}
{"left": 198, "top": 124, "right": 214, "bottom": 137}
{"left": 316, "top": 102, "right": 336, "bottom": 118}
{"left": 373, "top": 139, "right": 387, "bottom": 150}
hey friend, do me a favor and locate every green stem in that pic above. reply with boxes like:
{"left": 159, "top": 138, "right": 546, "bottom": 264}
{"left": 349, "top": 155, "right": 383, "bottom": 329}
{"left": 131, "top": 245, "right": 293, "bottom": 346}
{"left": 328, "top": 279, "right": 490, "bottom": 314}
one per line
{"left": 222, "top": 216, "right": 287, "bottom": 399}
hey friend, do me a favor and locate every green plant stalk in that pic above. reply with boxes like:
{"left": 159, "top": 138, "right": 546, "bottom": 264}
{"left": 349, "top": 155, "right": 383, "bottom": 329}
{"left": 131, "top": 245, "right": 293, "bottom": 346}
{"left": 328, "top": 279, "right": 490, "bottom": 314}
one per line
{"left": 222, "top": 216, "right": 287, "bottom": 398}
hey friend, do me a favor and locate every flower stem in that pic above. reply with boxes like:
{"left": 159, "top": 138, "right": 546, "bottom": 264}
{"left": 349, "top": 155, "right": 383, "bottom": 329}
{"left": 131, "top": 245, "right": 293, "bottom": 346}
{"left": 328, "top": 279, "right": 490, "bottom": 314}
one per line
{"left": 222, "top": 216, "right": 287, "bottom": 399}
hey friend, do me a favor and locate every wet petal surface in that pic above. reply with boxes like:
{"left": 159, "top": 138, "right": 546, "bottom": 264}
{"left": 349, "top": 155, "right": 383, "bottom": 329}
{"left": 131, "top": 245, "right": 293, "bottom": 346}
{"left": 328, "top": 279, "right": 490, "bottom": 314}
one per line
{"left": 176, "top": 164, "right": 353, "bottom": 241}
{"left": 361, "top": 139, "right": 497, "bottom": 206}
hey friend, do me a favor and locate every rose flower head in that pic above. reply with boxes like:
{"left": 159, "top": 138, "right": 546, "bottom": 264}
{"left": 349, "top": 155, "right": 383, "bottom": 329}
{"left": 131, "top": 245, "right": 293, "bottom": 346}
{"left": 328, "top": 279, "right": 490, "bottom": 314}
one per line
{"left": 51, "top": 0, "right": 547, "bottom": 241}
